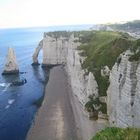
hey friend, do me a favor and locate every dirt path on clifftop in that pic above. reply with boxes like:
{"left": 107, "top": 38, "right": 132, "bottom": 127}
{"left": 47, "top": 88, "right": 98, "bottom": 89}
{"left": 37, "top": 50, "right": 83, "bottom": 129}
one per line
{"left": 27, "top": 66, "right": 78, "bottom": 140}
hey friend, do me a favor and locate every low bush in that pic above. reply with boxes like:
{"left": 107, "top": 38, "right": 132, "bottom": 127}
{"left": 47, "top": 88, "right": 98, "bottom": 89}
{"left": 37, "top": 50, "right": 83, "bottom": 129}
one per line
{"left": 91, "top": 127, "right": 140, "bottom": 140}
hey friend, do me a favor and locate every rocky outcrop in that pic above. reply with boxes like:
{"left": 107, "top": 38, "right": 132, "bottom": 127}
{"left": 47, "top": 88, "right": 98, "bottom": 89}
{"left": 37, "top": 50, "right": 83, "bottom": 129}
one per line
{"left": 87, "top": 72, "right": 98, "bottom": 98}
{"left": 32, "top": 40, "right": 43, "bottom": 65}
{"left": 107, "top": 50, "right": 140, "bottom": 127}
{"left": 2, "top": 47, "right": 19, "bottom": 75}
{"left": 101, "top": 66, "right": 110, "bottom": 77}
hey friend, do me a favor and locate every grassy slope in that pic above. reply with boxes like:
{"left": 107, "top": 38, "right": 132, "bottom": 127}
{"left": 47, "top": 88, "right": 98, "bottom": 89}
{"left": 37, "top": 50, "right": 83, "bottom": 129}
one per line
{"left": 129, "top": 39, "right": 140, "bottom": 61}
{"left": 91, "top": 127, "right": 140, "bottom": 140}
{"left": 78, "top": 30, "right": 137, "bottom": 114}
{"left": 79, "top": 31, "right": 134, "bottom": 96}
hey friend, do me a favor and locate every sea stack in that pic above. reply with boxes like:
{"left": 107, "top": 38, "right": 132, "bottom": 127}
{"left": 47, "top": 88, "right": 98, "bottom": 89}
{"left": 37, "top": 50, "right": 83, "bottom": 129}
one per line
{"left": 2, "top": 47, "right": 19, "bottom": 75}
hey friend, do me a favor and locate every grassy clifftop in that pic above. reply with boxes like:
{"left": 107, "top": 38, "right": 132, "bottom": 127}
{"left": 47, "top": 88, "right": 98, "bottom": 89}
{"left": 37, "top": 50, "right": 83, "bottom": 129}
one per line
{"left": 79, "top": 31, "right": 133, "bottom": 70}
{"left": 78, "top": 30, "right": 140, "bottom": 115}
{"left": 91, "top": 127, "right": 140, "bottom": 140}
{"left": 79, "top": 31, "right": 134, "bottom": 97}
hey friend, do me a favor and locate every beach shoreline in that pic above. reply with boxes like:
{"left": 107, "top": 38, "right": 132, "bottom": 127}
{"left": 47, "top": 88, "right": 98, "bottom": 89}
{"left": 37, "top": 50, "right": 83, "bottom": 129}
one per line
{"left": 26, "top": 65, "right": 107, "bottom": 140}
{"left": 26, "top": 66, "right": 78, "bottom": 140}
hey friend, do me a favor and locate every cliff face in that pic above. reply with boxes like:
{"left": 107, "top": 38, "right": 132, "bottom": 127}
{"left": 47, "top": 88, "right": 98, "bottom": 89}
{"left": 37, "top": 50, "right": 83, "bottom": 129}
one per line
{"left": 66, "top": 37, "right": 98, "bottom": 104}
{"left": 2, "top": 47, "right": 19, "bottom": 75}
{"left": 107, "top": 50, "right": 140, "bottom": 127}
{"left": 33, "top": 33, "right": 98, "bottom": 105}
{"left": 32, "top": 40, "right": 43, "bottom": 65}
{"left": 42, "top": 35, "right": 68, "bottom": 65}
{"left": 33, "top": 31, "right": 140, "bottom": 127}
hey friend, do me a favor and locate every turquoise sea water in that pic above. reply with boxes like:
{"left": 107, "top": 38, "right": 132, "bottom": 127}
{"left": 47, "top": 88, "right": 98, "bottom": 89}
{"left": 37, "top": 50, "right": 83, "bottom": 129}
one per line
{"left": 0, "top": 24, "right": 93, "bottom": 140}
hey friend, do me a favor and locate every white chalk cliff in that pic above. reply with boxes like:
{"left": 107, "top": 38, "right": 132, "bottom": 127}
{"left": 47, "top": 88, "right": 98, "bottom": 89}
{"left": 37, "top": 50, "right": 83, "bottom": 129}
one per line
{"left": 42, "top": 35, "right": 68, "bottom": 65}
{"left": 107, "top": 50, "right": 140, "bottom": 127}
{"left": 32, "top": 34, "right": 98, "bottom": 105}
{"left": 2, "top": 47, "right": 19, "bottom": 75}
{"left": 66, "top": 40, "right": 98, "bottom": 104}
{"left": 32, "top": 40, "right": 43, "bottom": 65}
{"left": 33, "top": 33, "right": 140, "bottom": 128}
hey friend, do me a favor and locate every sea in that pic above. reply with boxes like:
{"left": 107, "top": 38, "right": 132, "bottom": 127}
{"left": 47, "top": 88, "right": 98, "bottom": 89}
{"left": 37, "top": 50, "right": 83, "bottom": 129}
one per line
{"left": 0, "top": 24, "right": 93, "bottom": 140}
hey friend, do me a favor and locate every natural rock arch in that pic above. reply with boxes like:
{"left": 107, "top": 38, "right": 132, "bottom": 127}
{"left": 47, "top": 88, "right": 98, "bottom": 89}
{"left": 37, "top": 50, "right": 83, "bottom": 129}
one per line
{"left": 32, "top": 40, "right": 43, "bottom": 65}
{"left": 32, "top": 34, "right": 74, "bottom": 66}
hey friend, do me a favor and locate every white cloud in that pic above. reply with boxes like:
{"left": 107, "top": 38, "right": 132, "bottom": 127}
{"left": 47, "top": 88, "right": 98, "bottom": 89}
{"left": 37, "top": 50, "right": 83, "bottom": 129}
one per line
{"left": 0, "top": 0, "right": 140, "bottom": 28}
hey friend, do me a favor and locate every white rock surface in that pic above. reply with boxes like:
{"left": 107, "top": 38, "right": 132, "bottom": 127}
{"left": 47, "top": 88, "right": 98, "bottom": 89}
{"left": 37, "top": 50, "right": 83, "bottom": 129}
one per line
{"left": 107, "top": 50, "right": 140, "bottom": 127}
{"left": 42, "top": 35, "right": 68, "bottom": 65}
{"left": 32, "top": 40, "right": 43, "bottom": 64}
{"left": 101, "top": 66, "right": 110, "bottom": 77}
{"left": 2, "top": 47, "right": 19, "bottom": 74}
{"left": 33, "top": 34, "right": 98, "bottom": 105}
{"left": 87, "top": 72, "right": 98, "bottom": 98}
{"left": 34, "top": 33, "right": 140, "bottom": 128}
{"left": 64, "top": 35, "right": 98, "bottom": 105}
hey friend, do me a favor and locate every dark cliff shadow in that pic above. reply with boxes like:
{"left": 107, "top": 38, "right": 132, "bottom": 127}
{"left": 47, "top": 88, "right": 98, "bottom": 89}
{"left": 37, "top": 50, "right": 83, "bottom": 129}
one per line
{"left": 31, "top": 65, "right": 49, "bottom": 84}
{"left": 31, "top": 65, "right": 50, "bottom": 107}
{"left": 2, "top": 73, "right": 27, "bottom": 87}
{"left": 2, "top": 74, "right": 20, "bottom": 83}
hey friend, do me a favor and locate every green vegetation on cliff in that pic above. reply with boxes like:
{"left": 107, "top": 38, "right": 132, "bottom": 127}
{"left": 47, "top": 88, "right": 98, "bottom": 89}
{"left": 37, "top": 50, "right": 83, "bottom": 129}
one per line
{"left": 78, "top": 30, "right": 140, "bottom": 115}
{"left": 79, "top": 31, "right": 133, "bottom": 97}
{"left": 129, "top": 39, "right": 140, "bottom": 61}
{"left": 45, "top": 30, "right": 140, "bottom": 115}
{"left": 91, "top": 127, "right": 140, "bottom": 140}
{"left": 129, "top": 51, "right": 140, "bottom": 61}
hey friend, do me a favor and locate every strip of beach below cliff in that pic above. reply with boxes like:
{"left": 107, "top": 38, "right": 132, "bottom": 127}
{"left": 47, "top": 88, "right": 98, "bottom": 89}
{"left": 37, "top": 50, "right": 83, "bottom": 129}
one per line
{"left": 26, "top": 66, "right": 106, "bottom": 140}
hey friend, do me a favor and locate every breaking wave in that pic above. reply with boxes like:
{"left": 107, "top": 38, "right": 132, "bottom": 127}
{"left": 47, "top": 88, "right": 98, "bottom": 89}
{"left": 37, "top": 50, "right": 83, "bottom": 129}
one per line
{"left": 2, "top": 83, "right": 10, "bottom": 92}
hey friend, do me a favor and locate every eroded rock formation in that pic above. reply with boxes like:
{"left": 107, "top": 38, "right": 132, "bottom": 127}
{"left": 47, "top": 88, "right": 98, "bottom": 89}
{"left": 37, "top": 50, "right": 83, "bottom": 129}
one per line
{"left": 32, "top": 40, "right": 43, "bottom": 65}
{"left": 101, "top": 66, "right": 110, "bottom": 77}
{"left": 107, "top": 50, "right": 140, "bottom": 127}
{"left": 2, "top": 47, "right": 19, "bottom": 75}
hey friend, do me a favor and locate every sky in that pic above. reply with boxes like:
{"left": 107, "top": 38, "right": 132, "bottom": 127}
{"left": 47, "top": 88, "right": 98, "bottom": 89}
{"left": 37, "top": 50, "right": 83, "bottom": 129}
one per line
{"left": 0, "top": 0, "right": 140, "bottom": 28}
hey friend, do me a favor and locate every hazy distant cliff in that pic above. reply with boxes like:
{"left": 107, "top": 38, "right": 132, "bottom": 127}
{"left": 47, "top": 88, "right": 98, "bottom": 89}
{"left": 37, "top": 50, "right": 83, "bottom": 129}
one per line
{"left": 33, "top": 30, "right": 140, "bottom": 127}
